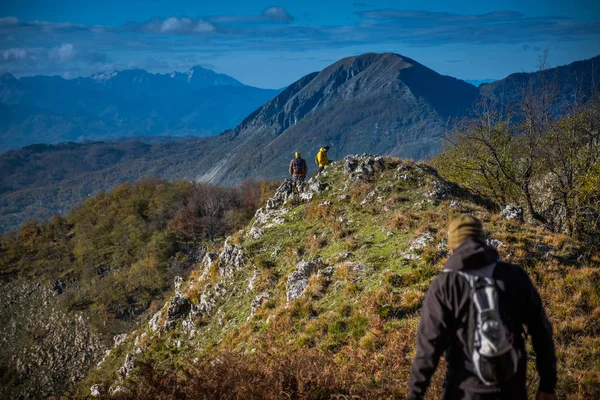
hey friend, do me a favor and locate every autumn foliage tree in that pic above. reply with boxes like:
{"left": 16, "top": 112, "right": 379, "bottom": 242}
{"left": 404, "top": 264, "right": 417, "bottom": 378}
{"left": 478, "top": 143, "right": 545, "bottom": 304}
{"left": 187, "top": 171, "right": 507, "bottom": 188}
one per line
{"left": 433, "top": 54, "right": 600, "bottom": 245}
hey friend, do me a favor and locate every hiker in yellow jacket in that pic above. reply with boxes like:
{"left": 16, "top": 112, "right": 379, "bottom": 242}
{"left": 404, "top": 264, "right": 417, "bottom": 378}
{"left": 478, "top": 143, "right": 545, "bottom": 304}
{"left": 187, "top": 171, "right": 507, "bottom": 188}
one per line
{"left": 316, "top": 146, "right": 330, "bottom": 174}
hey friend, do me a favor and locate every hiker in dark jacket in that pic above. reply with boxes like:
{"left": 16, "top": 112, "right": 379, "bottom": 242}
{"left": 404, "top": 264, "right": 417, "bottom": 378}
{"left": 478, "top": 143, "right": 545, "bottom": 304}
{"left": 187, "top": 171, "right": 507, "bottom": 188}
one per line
{"left": 289, "top": 152, "right": 307, "bottom": 182}
{"left": 408, "top": 215, "right": 557, "bottom": 400}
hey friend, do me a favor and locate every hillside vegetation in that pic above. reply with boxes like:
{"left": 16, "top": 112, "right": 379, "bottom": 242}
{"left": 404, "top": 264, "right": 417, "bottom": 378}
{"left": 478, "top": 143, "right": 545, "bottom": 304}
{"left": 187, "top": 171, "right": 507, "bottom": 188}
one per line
{"left": 433, "top": 93, "right": 600, "bottom": 246}
{"left": 73, "top": 156, "right": 599, "bottom": 399}
{"left": 0, "top": 178, "right": 278, "bottom": 399}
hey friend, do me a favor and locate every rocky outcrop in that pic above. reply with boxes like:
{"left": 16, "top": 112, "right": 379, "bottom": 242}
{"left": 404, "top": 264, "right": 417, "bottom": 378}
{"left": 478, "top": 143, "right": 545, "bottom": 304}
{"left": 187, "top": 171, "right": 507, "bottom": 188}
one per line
{"left": 344, "top": 154, "right": 384, "bottom": 181}
{"left": 300, "top": 178, "right": 327, "bottom": 202}
{"left": 249, "top": 292, "right": 271, "bottom": 318}
{"left": 501, "top": 204, "right": 524, "bottom": 222}
{"left": 90, "top": 384, "right": 105, "bottom": 397}
{"left": 164, "top": 294, "right": 191, "bottom": 331}
{"left": 218, "top": 238, "right": 246, "bottom": 278}
{"left": 266, "top": 180, "right": 304, "bottom": 209}
{"left": 403, "top": 232, "right": 436, "bottom": 260}
{"left": 199, "top": 252, "right": 218, "bottom": 280}
{"left": 118, "top": 353, "right": 136, "bottom": 380}
{"left": 286, "top": 259, "right": 324, "bottom": 303}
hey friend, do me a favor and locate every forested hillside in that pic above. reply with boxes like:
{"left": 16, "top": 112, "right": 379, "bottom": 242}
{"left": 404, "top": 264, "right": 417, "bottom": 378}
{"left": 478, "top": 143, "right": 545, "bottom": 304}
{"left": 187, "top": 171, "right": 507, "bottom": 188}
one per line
{"left": 0, "top": 178, "right": 278, "bottom": 399}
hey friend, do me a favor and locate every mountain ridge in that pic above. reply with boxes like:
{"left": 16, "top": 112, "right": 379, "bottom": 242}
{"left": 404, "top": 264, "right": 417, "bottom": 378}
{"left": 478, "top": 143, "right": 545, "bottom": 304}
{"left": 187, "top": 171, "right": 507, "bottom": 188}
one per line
{"left": 0, "top": 66, "right": 280, "bottom": 152}
{"left": 1, "top": 52, "right": 599, "bottom": 232}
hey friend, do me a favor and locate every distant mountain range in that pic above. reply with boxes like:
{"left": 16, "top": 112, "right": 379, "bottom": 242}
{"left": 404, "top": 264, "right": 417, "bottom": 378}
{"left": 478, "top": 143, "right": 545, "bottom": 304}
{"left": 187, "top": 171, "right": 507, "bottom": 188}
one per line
{"left": 0, "top": 53, "right": 599, "bottom": 231}
{"left": 0, "top": 66, "right": 280, "bottom": 152}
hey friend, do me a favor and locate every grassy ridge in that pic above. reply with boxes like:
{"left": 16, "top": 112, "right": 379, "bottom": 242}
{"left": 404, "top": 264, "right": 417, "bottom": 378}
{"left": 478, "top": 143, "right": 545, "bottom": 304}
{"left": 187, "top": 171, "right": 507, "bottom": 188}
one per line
{"left": 80, "top": 157, "right": 599, "bottom": 399}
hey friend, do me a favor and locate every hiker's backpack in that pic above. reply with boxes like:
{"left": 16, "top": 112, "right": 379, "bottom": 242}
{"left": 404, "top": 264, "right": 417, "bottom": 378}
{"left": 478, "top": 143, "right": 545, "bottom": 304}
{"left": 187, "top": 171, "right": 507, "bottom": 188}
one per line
{"left": 293, "top": 158, "right": 305, "bottom": 175}
{"left": 445, "top": 263, "right": 519, "bottom": 385}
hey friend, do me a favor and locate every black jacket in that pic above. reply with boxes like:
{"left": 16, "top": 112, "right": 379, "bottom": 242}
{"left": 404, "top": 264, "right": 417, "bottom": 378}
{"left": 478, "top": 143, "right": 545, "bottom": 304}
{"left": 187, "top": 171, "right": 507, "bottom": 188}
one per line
{"left": 408, "top": 238, "right": 556, "bottom": 398}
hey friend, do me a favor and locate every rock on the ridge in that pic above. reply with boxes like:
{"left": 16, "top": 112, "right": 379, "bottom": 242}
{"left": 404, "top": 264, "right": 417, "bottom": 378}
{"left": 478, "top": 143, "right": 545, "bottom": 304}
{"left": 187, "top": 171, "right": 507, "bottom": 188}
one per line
{"left": 486, "top": 238, "right": 504, "bottom": 249}
{"left": 501, "top": 204, "right": 524, "bottom": 222}
{"left": 286, "top": 259, "right": 324, "bottom": 303}
{"left": 247, "top": 269, "right": 258, "bottom": 292}
{"left": 199, "top": 284, "right": 218, "bottom": 316}
{"left": 426, "top": 180, "right": 450, "bottom": 200}
{"left": 248, "top": 226, "right": 265, "bottom": 239}
{"left": 149, "top": 311, "right": 161, "bottom": 332}
{"left": 199, "top": 252, "right": 218, "bottom": 280}
{"left": 174, "top": 276, "right": 184, "bottom": 291}
{"left": 316, "top": 266, "right": 336, "bottom": 279}
{"left": 118, "top": 353, "right": 135, "bottom": 380}
{"left": 109, "top": 385, "right": 129, "bottom": 396}
{"left": 266, "top": 180, "right": 303, "bottom": 210}
{"left": 218, "top": 238, "right": 246, "bottom": 278}
{"left": 449, "top": 200, "right": 467, "bottom": 211}
{"left": 90, "top": 384, "right": 105, "bottom": 397}
{"left": 344, "top": 154, "right": 384, "bottom": 180}
{"left": 404, "top": 232, "right": 436, "bottom": 260}
{"left": 249, "top": 292, "right": 270, "bottom": 318}
{"left": 164, "top": 294, "right": 190, "bottom": 331}
{"left": 360, "top": 190, "right": 377, "bottom": 206}
{"left": 300, "top": 178, "right": 327, "bottom": 201}
{"left": 410, "top": 232, "right": 435, "bottom": 252}
{"left": 113, "top": 333, "right": 127, "bottom": 346}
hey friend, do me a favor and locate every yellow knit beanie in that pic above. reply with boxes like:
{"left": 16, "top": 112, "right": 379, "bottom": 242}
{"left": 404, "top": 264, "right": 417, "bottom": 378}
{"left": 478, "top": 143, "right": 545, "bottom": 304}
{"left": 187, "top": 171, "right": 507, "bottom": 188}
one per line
{"left": 448, "top": 215, "right": 486, "bottom": 250}
{"left": 295, "top": 152, "right": 301, "bottom": 158}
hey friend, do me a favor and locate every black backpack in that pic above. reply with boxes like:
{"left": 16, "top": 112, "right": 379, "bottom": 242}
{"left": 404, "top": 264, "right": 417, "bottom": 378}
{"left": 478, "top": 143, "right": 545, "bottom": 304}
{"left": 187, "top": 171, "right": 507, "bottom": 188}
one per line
{"left": 293, "top": 158, "right": 305, "bottom": 174}
{"left": 445, "top": 263, "right": 519, "bottom": 385}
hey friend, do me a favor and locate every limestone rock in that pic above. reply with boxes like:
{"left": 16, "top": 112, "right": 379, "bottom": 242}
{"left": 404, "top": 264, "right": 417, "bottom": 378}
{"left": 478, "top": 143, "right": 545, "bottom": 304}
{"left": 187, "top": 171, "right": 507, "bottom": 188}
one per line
{"left": 286, "top": 259, "right": 323, "bottom": 303}
{"left": 118, "top": 353, "right": 135, "bottom": 380}
{"left": 249, "top": 292, "right": 270, "bottom": 318}
{"left": 174, "top": 276, "right": 184, "bottom": 291}
{"left": 199, "top": 252, "right": 218, "bottom": 280}
{"left": 266, "top": 180, "right": 303, "bottom": 210}
{"left": 149, "top": 311, "right": 161, "bottom": 332}
{"left": 247, "top": 269, "right": 258, "bottom": 292}
{"left": 90, "top": 384, "right": 105, "bottom": 397}
{"left": 501, "top": 204, "right": 524, "bottom": 222}
{"left": 113, "top": 333, "right": 127, "bottom": 346}
{"left": 486, "top": 238, "right": 504, "bottom": 249}
{"left": 343, "top": 154, "right": 384, "bottom": 180}
{"left": 164, "top": 294, "right": 190, "bottom": 331}
{"left": 300, "top": 178, "right": 327, "bottom": 201}
{"left": 404, "top": 232, "right": 436, "bottom": 260}
{"left": 248, "top": 226, "right": 265, "bottom": 239}
{"left": 426, "top": 180, "right": 450, "bottom": 200}
{"left": 218, "top": 238, "right": 246, "bottom": 278}
{"left": 109, "top": 385, "right": 129, "bottom": 396}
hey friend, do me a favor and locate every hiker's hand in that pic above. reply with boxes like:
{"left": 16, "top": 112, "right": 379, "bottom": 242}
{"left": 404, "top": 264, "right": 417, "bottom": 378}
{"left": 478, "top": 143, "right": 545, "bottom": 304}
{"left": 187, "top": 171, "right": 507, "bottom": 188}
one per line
{"left": 536, "top": 392, "right": 556, "bottom": 400}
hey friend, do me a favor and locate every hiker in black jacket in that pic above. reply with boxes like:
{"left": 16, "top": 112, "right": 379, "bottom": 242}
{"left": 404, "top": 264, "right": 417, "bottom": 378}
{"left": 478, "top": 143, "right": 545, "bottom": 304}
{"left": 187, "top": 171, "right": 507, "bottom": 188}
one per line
{"left": 408, "top": 215, "right": 557, "bottom": 400}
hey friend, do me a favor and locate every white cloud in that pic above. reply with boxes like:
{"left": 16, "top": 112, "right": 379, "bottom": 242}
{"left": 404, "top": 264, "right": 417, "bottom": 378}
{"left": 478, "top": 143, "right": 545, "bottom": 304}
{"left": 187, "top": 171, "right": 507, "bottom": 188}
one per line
{"left": 0, "top": 48, "right": 39, "bottom": 65}
{"left": 0, "top": 17, "right": 19, "bottom": 27}
{"left": 49, "top": 43, "right": 77, "bottom": 63}
{"left": 262, "top": 7, "right": 294, "bottom": 22}
{"left": 138, "top": 17, "right": 216, "bottom": 35}
{"left": 1, "top": 48, "right": 28, "bottom": 61}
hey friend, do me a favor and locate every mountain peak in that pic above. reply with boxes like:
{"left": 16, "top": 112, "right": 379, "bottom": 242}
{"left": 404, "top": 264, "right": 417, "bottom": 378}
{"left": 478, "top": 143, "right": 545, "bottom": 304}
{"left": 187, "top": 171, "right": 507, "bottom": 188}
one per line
{"left": 90, "top": 71, "right": 117, "bottom": 81}
{"left": 0, "top": 71, "right": 18, "bottom": 82}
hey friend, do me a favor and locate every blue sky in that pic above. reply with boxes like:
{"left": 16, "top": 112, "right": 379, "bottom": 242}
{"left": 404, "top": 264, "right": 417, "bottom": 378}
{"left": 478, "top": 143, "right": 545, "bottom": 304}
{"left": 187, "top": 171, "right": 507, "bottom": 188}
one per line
{"left": 1, "top": 0, "right": 599, "bottom": 88}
